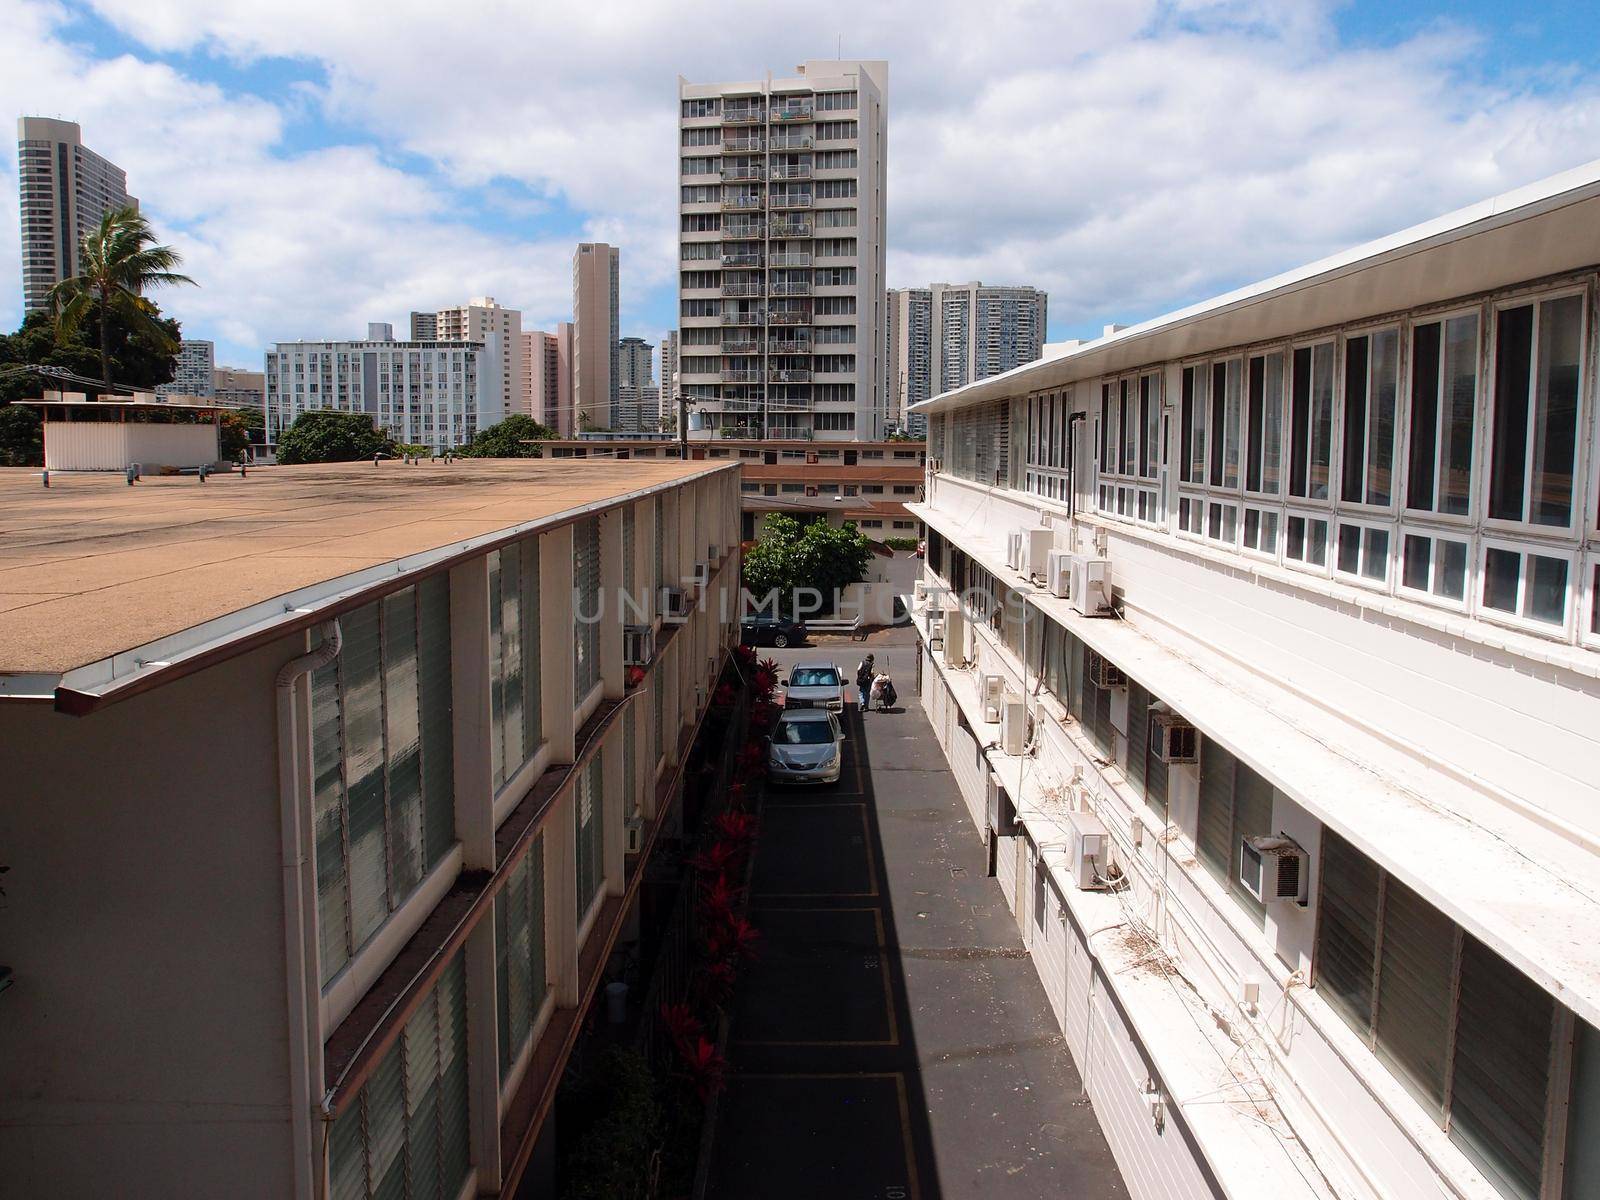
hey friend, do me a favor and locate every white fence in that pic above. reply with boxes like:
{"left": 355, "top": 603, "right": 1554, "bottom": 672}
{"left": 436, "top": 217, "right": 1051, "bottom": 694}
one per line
{"left": 44, "top": 422, "right": 220, "bottom": 471}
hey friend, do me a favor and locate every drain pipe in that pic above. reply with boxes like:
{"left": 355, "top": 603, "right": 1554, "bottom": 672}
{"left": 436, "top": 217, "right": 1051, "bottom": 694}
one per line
{"left": 276, "top": 619, "right": 342, "bottom": 1200}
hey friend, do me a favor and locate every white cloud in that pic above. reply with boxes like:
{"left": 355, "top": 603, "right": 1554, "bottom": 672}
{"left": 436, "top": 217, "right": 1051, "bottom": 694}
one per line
{"left": 3, "top": 0, "right": 1598, "bottom": 363}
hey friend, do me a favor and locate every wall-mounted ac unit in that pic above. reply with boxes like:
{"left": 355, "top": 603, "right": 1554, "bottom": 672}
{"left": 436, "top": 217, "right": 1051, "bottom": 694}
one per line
{"left": 1046, "top": 549, "right": 1074, "bottom": 598}
{"left": 624, "top": 624, "right": 656, "bottom": 667}
{"left": 1006, "top": 529, "right": 1025, "bottom": 571}
{"left": 1240, "top": 835, "right": 1309, "bottom": 905}
{"left": 981, "top": 674, "right": 1005, "bottom": 722}
{"left": 660, "top": 586, "right": 688, "bottom": 625}
{"left": 1086, "top": 648, "right": 1126, "bottom": 690}
{"left": 1071, "top": 556, "right": 1112, "bottom": 616}
{"left": 1063, "top": 809, "right": 1107, "bottom": 890}
{"left": 1023, "top": 525, "right": 1054, "bottom": 581}
{"left": 691, "top": 561, "right": 711, "bottom": 588}
{"left": 942, "top": 608, "right": 967, "bottom": 667}
{"left": 1150, "top": 712, "right": 1198, "bottom": 763}
{"left": 999, "top": 693, "right": 1028, "bottom": 755}
{"left": 928, "top": 616, "right": 946, "bottom": 651}
{"left": 986, "top": 770, "right": 1019, "bottom": 837}
{"left": 625, "top": 815, "right": 645, "bottom": 854}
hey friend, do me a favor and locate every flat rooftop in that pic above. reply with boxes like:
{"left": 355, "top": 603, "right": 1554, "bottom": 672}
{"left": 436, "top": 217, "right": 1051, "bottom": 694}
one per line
{"left": 0, "top": 458, "right": 727, "bottom": 689}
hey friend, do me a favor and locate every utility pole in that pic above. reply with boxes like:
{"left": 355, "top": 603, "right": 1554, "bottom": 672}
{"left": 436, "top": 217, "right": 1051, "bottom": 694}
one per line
{"left": 678, "top": 393, "right": 689, "bottom": 460}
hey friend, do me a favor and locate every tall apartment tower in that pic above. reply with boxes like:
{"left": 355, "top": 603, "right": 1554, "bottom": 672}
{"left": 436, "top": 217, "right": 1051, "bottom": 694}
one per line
{"left": 931, "top": 281, "right": 1047, "bottom": 393}
{"left": 677, "top": 59, "right": 888, "bottom": 441}
{"left": 521, "top": 329, "right": 566, "bottom": 429}
{"left": 617, "top": 335, "right": 654, "bottom": 387}
{"left": 436, "top": 297, "right": 523, "bottom": 418}
{"left": 660, "top": 331, "right": 680, "bottom": 428}
{"left": 886, "top": 287, "right": 933, "bottom": 435}
{"left": 572, "top": 243, "right": 620, "bottom": 429}
{"left": 156, "top": 339, "right": 216, "bottom": 398}
{"left": 16, "top": 118, "right": 137, "bottom": 314}
{"left": 409, "top": 311, "right": 438, "bottom": 340}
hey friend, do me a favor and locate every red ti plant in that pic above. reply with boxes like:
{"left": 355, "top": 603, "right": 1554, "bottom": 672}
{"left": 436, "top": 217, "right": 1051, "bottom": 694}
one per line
{"left": 733, "top": 642, "right": 757, "bottom": 668}
{"left": 691, "top": 959, "right": 739, "bottom": 1011}
{"left": 677, "top": 1035, "right": 727, "bottom": 1102}
{"left": 706, "top": 913, "right": 762, "bottom": 965}
{"left": 711, "top": 681, "right": 737, "bottom": 709}
{"left": 697, "top": 873, "right": 742, "bottom": 926}
{"left": 659, "top": 1001, "right": 703, "bottom": 1052}
{"left": 687, "top": 839, "right": 741, "bottom": 878}
{"left": 713, "top": 810, "right": 758, "bottom": 845}
{"left": 624, "top": 664, "right": 646, "bottom": 689}
{"left": 752, "top": 659, "right": 780, "bottom": 700}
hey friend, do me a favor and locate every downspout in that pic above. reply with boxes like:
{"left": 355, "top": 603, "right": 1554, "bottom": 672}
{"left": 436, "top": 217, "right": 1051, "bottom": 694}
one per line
{"left": 1066, "top": 411, "right": 1086, "bottom": 521}
{"left": 276, "top": 620, "right": 343, "bottom": 1200}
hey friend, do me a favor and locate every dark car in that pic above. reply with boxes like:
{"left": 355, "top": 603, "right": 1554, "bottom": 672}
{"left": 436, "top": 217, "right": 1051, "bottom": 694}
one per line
{"left": 740, "top": 614, "right": 808, "bottom": 648}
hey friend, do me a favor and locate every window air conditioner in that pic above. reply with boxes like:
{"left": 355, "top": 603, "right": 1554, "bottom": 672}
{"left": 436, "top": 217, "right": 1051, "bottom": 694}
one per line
{"left": 1086, "top": 648, "right": 1126, "bottom": 690}
{"left": 1070, "top": 556, "right": 1112, "bottom": 616}
{"left": 1240, "top": 835, "right": 1309, "bottom": 905}
{"left": 1150, "top": 712, "right": 1198, "bottom": 763}
{"left": 999, "top": 693, "right": 1028, "bottom": 755}
{"left": 928, "top": 616, "right": 946, "bottom": 651}
{"left": 1046, "top": 549, "right": 1074, "bottom": 599}
{"left": 986, "top": 770, "right": 1019, "bottom": 838}
{"left": 660, "top": 586, "right": 688, "bottom": 625}
{"left": 1023, "top": 525, "right": 1054, "bottom": 581}
{"left": 981, "top": 674, "right": 1005, "bottom": 722}
{"left": 692, "top": 561, "right": 710, "bottom": 588}
{"left": 624, "top": 624, "right": 656, "bottom": 667}
{"left": 1006, "top": 529, "right": 1025, "bottom": 571}
{"left": 942, "top": 608, "right": 967, "bottom": 667}
{"left": 625, "top": 814, "right": 645, "bottom": 854}
{"left": 1063, "top": 809, "right": 1108, "bottom": 890}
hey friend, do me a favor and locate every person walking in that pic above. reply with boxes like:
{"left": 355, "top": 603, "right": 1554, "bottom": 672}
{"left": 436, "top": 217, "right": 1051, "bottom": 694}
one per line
{"left": 855, "top": 653, "right": 875, "bottom": 710}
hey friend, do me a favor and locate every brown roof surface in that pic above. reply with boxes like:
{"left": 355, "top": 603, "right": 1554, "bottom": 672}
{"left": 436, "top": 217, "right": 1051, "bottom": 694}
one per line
{"left": 0, "top": 458, "right": 727, "bottom": 676}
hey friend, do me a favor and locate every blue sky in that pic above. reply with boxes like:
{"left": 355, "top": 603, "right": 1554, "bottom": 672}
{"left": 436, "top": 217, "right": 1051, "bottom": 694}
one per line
{"left": 2, "top": 0, "right": 1597, "bottom": 368}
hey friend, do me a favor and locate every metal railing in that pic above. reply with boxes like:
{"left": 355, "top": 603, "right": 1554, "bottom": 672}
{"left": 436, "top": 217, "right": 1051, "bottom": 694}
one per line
{"left": 721, "top": 282, "right": 764, "bottom": 297}
{"left": 770, "top": 281, "right": 812, "bottom": 296}
{"left": 769, "top": 253, "right": 812, "bottom": 267}
{"left": 721, "top": 107, "right": 764, "bottom": 125}
{"left": 768, "top": 194, "right": 813, "bottom": 209}
{"left": 721, "top": 195, "right": 764, "bottom": 211}
{"left": 720, "top": 311, "right": 766, "bottom": 325}
{"left": 721, "top": 252, "right": 763, "bottom": 267}
{"left": 721, "top": 369, "right": 762, "bottom": 383}
{"left": 722, "top": 136, "right": 763, "bottom": 153}
{"left": 771, "top": 103, "right": 815, "bottom": 121}
{"left": 766, "top": 311, "right": 810, "bottom": 326}
{"left": 768, "top": 368, "right": 812, "bottom": 382}
{"left": 768, "top": 340, "right": 811, "bottom": 354}
{"left": 723, "top": 164, "right": 764, "bottom": 181}
{"left": 722, "top": 223, "right": 765, "bottom": 239}
{"left": 769, "top": 163, "right": 812, "bottom": 180}
{"left": 721, "top": 338, "right": 762, "bottom": 354}
{"left": 770, "top": 134, "right": 813, "bottom": 150}
{"left": 768, "top": 220, "right": 813, "bottom": 238}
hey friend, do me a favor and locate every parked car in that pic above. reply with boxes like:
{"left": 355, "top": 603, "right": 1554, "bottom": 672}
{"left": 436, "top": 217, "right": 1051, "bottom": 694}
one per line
{"left": 740, "top": 614, "right": 808, "bottom": 648}
{"left": 780, "top": 662, "right": 845, "bottom": 711}
{"left": 767, "top": 709, "right": 845, "bottom": 785}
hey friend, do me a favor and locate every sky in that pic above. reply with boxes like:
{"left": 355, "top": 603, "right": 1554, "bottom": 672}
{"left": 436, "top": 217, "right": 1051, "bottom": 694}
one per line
{"left": 1, "top": 0, "right": 1597, "bottom": 370}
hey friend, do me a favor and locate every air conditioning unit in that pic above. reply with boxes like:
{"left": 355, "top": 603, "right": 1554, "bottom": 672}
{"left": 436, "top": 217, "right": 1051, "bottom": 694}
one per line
{"left": 1150, "top": 712, "right": 1198, "bottom": 763}
{"left": 986, "top": 770, "right": 1019, "bottom": 837}
{"left": 1063, "top": 809, "right": 1108, "bottom": 890}
{"left": 1240, "top": 835, "right": 1309, "bottom": 905}
{"left": 1006, "top": 529, "right": 1025, "bottom": 571}
{"left": 707, "top": 542, "right": 720, "bottom": 564}
{"left": 625, "top": 814, "right": 645, "bottom": 854}
{"left": 660, "top": 586, "right": 688, "bottom": 625}
{"left": 942, "top": 608, "right": 967, "bottom": 667}
{"left": 999, "top": 693, "right": 1028, "bottom": 755}
{"left": 691, "top": 561, "right": 710, "bottom": 587}
{"left": 1086, "top": 648, "right": 1125, "bottom": 690}
{"left": 1046, "top": 549, "right": 1073, "bottom": 599}
{"left": 1023, "top": 525, "right": 1054, "bottom": 581}
{"left": 913, "top": 580, "right": 928, "bottom": 605}
{"left": 980, "top": 673, "right": 1005, "bottom": 722}
{"left": 624, "top": 624, "right": 656, "bottom": 667}
{"left": 1071, "top": 556, "right": 1113, "bottom": 616}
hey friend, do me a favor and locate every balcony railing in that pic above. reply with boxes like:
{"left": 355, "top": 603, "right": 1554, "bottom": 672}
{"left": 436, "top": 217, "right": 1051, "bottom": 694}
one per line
{"left": 721, "top": 311, "right": 766, "bottom": 326}
{"left": 722, "top": 107, "right": 764, "bottom": 125}
{"left": 771, "top": 281, "right": 812, "bottom": 296}
{"left": 769, "top": 163, "right": 812, "bottom": 180}
{"left": 721, "top": 251, "right": 764, "bottom": 267}
{"left": 770, "top": 134, "right": 813, "bottom": 151}
{"left": 721, "top": 195, "right": 764, "bottom": 211}
{"left": 722, "top": 338, "right": 762, "bottom": 354}
{"left": 723, "top": 165, "right": 764, "bottom": 181}
{"left": 769, "top": 252, "right": 812, "bottom": 268}
{"left": 769, "top": 219, "right": 813, "bottom": 238}
{"left": 722, "top": 369, "right": 763, "bottom": 383}
{"left": 767, "top": 311, "right": 810, "bottom": 326}
{"left": 768, "top": 194, "right": 813, "bottom": 210}
{"left": 771, "top": 102, "right": 815, "bottom": 121}
{"left": 768, "top": 340, "right": 812, "bottom": 354}
{"left": 722, "top": 222, "right": 765, "bottom": 239}
{"left": 769, "top": 368, "right": 812, "bottom": 382}
{"left": 723, "top": 136, "right": 764, "bottom": 153}
{"left": 722, "top": 282, "right": 764, "bottom": 298}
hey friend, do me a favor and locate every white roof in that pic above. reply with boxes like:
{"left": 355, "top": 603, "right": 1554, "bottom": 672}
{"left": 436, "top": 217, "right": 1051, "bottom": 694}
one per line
{"left": 913, "top": 157, "right": 1600, "bottom": 414}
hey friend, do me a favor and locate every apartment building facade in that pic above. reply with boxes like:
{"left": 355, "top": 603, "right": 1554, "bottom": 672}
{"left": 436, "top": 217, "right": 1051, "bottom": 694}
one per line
{"left": 887, "top": 286, "right": 933, "bottom": 435}
{"left": 214, "top": 365, "right": 265, "bottom": 409}
{"left": 16, "top": 117, "right": 136, "bottom": 314}
{"left": 661, "top": 331, "right": 680, "bottom": 429}
{"left": 436, "top": 297, "right": 525, "bottom": 419}
{"left": 907, "top": 162, "right": 1600, "bottom": 1200}
{"left": 264, "top": 323, "right": 503, "bottom": 449}
{"left": 522, "top": 329, "right": 566, "bottom": 431}
{"left": 573, "top": 243, "right": 620, "bottom": 430}
{"left": 677, "top": 59, "right": 889, "bottom": 441}
{"left": 0, "top": 458, "right": 742, "bottom": 1199}
{"left": 156, "top": 338, "right": 217, "bottom": 398}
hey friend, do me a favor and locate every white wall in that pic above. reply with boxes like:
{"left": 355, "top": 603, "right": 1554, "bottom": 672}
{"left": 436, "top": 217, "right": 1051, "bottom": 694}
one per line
{"left": 44, "top": 420, "right": 220, "bottom": 471}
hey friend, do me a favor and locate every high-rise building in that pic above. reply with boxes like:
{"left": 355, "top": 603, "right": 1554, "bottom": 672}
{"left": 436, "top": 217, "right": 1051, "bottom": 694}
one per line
{"left": 436, "top": 297, "right": 523, "bottom": 420}
{"left": 409, "top": 311, "right": 437, "bottom": 340}
{"left": 521, "top": 331, "right": 572, "bottom": 435}
{"left": 264, "top": 324, "right": 503, "bottom": 449}
{"left": 572, "top": 243, "right": 619, "bottom": 430}
{"left": 157, "top": 339, "right": 216, "bottom": 398}
{"left": 16, "top": 118, "right": 137, "bottom": 314}
{"left": 618, "top": 335, "right": 654, "bottom": 388}
{"left": 616, "top": 385, "right": 662, "bottom": 434}
{"left": 888, "top": 282, "right": 1046, "bottom": 436}
{"left": 660, "top": 331, "right": 680, "bottom": 429}
{"left": 676, "top": 60, "right": 888, "bottom": 441}
{"left": 213, "top": 366, "right": 265, "bottom": 409}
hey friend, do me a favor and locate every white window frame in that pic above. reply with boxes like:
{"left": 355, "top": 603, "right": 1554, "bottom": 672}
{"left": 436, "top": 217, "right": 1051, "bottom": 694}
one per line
{"left": 1333, "top": 516, "right": 1396, "bottom": 590}
{"left": 1337, "top": 322, "right": 1404, "bottom": 514}
{"left": 1176, "top": 490, "right": 1207, "bottom": 540}
{"left": 1282, "top": 508, "right": 1333, "bottom": 576}
{"left": 1399, "top": 305, "right": 1484, "bottom": 527}
{"left": 1241, "top": 504, "right": 1282, "bottom": 562}
{"left": 1205, "top": 498, "right": 1240, "bottom": 550}
{"left": 1178, "top": 358, "right": 1210, "bottom": 489}
{"left": 1476, "top": 536, "right": 1578, "bottom": 638}
{"left": 1583, "top": 552, "right": 1600, "bottom": 649}
{"left": 1395, "top": 526, "right": 1473, "bottom": 612}
{"left": 1483, "top": 286, "right": 1589, "bottom": 539}
{"left": 1286, "top": 337, "right": 1338, "bottom": 507}
{"left": 1243, "top": 346, "right": 1289, "bottom": 502}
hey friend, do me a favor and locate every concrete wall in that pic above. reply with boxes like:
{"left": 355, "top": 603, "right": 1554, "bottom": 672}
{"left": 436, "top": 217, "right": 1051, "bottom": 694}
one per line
{"left": 0, "top": 638, "right": 296, "bottom": 1198}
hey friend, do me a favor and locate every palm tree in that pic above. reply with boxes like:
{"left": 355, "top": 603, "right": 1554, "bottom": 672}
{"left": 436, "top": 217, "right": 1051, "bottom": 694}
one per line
{"left": 49, "top": 205, "right": 195, "bottom": 396}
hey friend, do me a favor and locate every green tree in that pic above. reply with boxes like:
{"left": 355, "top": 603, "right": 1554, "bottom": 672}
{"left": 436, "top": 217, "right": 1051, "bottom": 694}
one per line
{"left": 743, "top": 513, "right": 872, "bottom": 615}
{"left": 49, "top": 205, "right": 195, "bottom": 393}
{"left": 0, "top": 404, "right": 42, "bottom": 467}
{"left": 0, "top": 308, "right": 182, "bottom": 405}
{"left": 277, "top": 410, "right": 397, "bottom": 464}
{"left": 217, "top": 406, "right": 264, "bottom": 459}
{"left": 456, "top": 413, "right": 556, "bottom": 458}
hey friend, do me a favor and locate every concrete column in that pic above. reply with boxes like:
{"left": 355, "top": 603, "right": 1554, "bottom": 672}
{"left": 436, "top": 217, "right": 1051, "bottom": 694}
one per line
{"left": 602, "top": 734, "right": 625, "bottom": 897}
{"left": 464, "top": 920, "right": 502, "bottom": 1192}
{"left": 545, "top": 792, "right": 579, "bottom": 1007}
{"left": 541, "top": 527, "right": 576, "bottom": 764}
{"left": 599, "top": 510, "right": 624, "bottom": 699}
{"left": 628, "top": 500, "right": 651, "bottom": 627}
{"left": 449, "top": 556, "right": 494, "bottom": 869}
